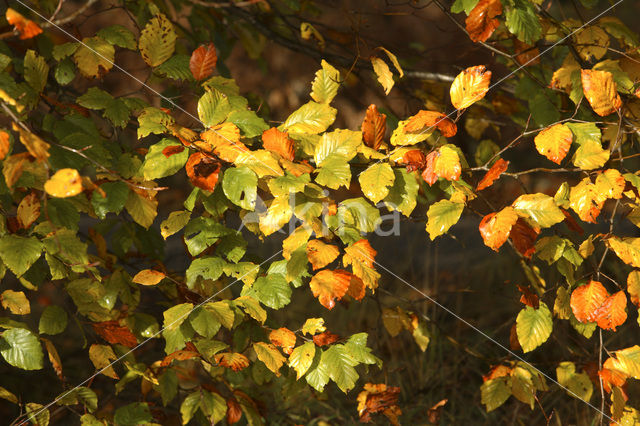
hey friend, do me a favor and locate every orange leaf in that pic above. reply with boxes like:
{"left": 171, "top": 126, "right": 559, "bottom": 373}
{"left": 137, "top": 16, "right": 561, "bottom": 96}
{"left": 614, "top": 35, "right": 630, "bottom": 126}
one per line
{"left": 189, "top": 43, "right": 218, "bottom": 80}
{"left": 313, "top": 331, "right": 340, "bottom": 346}
{"left": 600, "top": 359, "right": 628, "bottom": 393}
{"left": 44, "top": 168, "right": 83, "bottom": 198}
{"left": 570, "top": 280, "right": 609, "bottom": 323}
{"left": 132, "top": 269, "right": 166, "bottom": 286}
{"left": 357, "top": 383, "right": 401, "bottom": 423}
{"left": 517, "top": 285, "right": 539, "bottom": 308}
{"left": 421, "top": 151, "right": 439, "bottom": 185}
{"left": 433, "top": 146, "right": 461, "bottom": 181}
{"left": 509, "top": 219, "right": 538, "bottom": 259}
{"left": 214, "top": 352, "right": 250, "bottom": 371}
{"left": 594, "top": 291, "right": 627, "bottom": 331}
{"left": 162, "top": 145, "right": 185, "bottom": 158}
{"left": 268, "top": 328, "right": 296, "bottom": 355}
{"left": 0, "top": 130, "right": 10, "bottom": 160}
{"left": 465, "top": 0, "right": 502, "bottom": 43}
{"left": 226, "top": 399, "right": 242, "bottom": 424}
{"left": 581, "top": 69, "right": 622, "bottom": 116}
{"left": 477, "top": 158, "right": 508, "bottom": 191}
{"left": 6, "top": 8, "right": 42, "bottom": 40}
{"left": 402, "top": 149, "right": 426, "bottom": 172}
{"left": 569, "top": 177, "right": 603, "bottom": 223}
{"left": 404, "top": 110, "right": 457, "bottom": 137}
{"left": 262, "top": 127, "right": 295, "bottom": 161}
{"left": 561, "top": 209, "right": 584, "bottom": 234}
{"left": 534, "top": 123, "right": 573, "bottom": 164}
{"left": 347, "top": 275, "right": 366, "bottom": 301}
{"left": 185, "top": 152, "right": 221, "bottom": 192}
{"left": 92, "top": 321, "right": 138, "bottom": 348}
{"left": 627, "top": 271, "right": 640, "bottom": 307}
{"left": 514, "top": 40, "right": 540, "bottom": 66}
{"left": 478, "top": 206, "right": 518, "bottom": 251}
{"left": 344, "top": 239, "right": 376, "bottom": 268}
{"left": 483, "top": 365, "right": 513, "bottom": 381}
{"left": 362, "top": 104, "right": 386, "bottom": 150}
{"left": 309, "top": 269, "right": 351, "bottom": 309}
{"left": 450, "top": 65, "right": 492, "bottom": 110}
{"left": 306, "top": 239, "right": 339, "bottom": 270}
{"left": 161, "top": 349, "right": 200, "bottom": 367}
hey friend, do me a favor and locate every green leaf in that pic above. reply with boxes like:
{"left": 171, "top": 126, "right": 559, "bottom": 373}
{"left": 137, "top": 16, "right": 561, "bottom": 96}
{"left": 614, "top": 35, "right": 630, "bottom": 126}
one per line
{"left": 315, "top": 154, "right": 351, "bottom": 189}
{"left": 0, "top": 328, "right": 43, "bottom": 370}
{"left": 46, "top": 198, "right": 80, "bottom": 231}
{"left": 137, "top": 107, "right": 174, "bottom": 139}
{"left": 481, "top": 377, "right": 511, "bottom": 412}
{"left": 113, "top": 402, "right": 152, "bottom": 426}
{"left": 323, "top": 344, "right": 359, "bottom": 393}
{"left": 281, "top": 101, "right": 337, "bottom": 134}
{"left": 426, "top": 200, "right": 464, "bottom": 240}
{"left": 311, "top": 60, "right": 341, "bottom": 104}
{"left": 516, "top": 302, "right": 552, "bottom": 353}
{"left": 183, "top": 218, "right": 232, "bottom": 256}
{"left": 92, "top": 181, "right": 129, "bottom": 219}
{"left": 39, "top": 305, "right": 68, "bottom": 335}
{"left": 186, "top": 257, "right": 226, "bottom": 288}
{"left": 160, "top": 210, "right": 191, "bottom": 239}
{"left": 289, "top": 341, "right": 316, "bottom": 379}
{"left": 383, "top": 169, "right": 418, "bottom": 216}
{"left": 556, "top": 361, "right": 593, "bottom": 402}
{"left": 159, "top": 369, "right": 178, "bottom": 406}
{"left": 314, "top": 129, "right": 362, "bottom": 165}
{"left": 124, "top": 190, "right": 157, "bottom": 229}
{"left": 163, "top": 303, "right": 194, "bottom": 331}
{"left": 141, "top": 139, "right": 189, "bottom": 180}
{"left": 0, "top": 235, "right": 43, "bottom": 276}
{"left": 0, "top": 386, "right": 18, "bottom": 404}
{"left": 344, "top": 333, "right": 381, "bottom": 366}
{"left": 249, "top": 273, "right": 291, "bottom": 309}
{"left": 23, "top": 50, "right": 48, "bottom": 93}
{"left": 53, "top": 43, "right": 78, "bottom": 61}
{"left": 97, "top": 25, "right": 137, "bottom": 49}
{"left": 198, "top": 89, "right": 232, "bottom": 127}
{"left": 359, "top": 163, "right": 395, "bottom": 204}
{"left": 139, "top": 14, "right": 176, "bottom": 67}
{"left": 228, "top": 109, "right": 269, "bottom": 138}
{"left": 336, "top": 198, "right": 381, "bottom": 233}
{"left": 73, "top": 36, "right": 114, "bottom": 78}
{"left": 180, "top": 391, "right": 201, "bottom": 425}
{"left": 222, "top": 166, "right": 258, "bottom": 211}
{"left": 77, "top": 87, "right": 113, "bottom": 109}
{"left": 54, "top": 58, "right": 75, "bottom": 85}
{"left": 512, "top": 193, "right": 564, "bottom": 228}
{"left": 451, "top": 0, "right": 479, "bottom": 13}
{"left": 25, "top": 402, "right": 49, "bottom": 426}
{"left": 57, "top": 387, "right": 98, "bottom": 412}
{"left": 234, "top": 296, "right": 266, "bottom": 323}
{"left": 154, "top": 54, "right": 193, "bottom": 81}
{"left": 505, "top": 0, "right": 542, "bottom": 44}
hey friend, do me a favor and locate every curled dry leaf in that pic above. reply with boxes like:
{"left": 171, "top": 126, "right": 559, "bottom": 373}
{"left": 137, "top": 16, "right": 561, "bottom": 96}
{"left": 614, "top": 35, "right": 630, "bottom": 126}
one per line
{"left": 570, "top": 280, "right": 608, "bottom": 323}
{"left": 309, "top": 269, "right": 352, "bottom": 309}
{"left": 402, "top": 149, "right": 426, "bottom": 172}
{"left": 581, "top": 69, "right": 622, "bottom": 116}
{"left": 92, "top": 320, "right": 138, "bottom": 348}
{"left": 404, "top": 110, "right": 457, "bottom": 137}
{"left": 465, "top": 0, "right": 503, "bottom": 43}
{"left": 189, "top": 42, "right": 218, "bottom": 80}
{"left": 185, "top": 152, "right": 221, "bottom": 192}
{"left": 132, "top": 269, "right": 166, "bottom": 286}
{"left": 517, "top": 285, "right": 539, "bottom": 309}
{"left": 306, "top": 239, "right": 340, "bottom": 270}
{"left": 313, "top": 330, "right": 340, "bottom": 346}
{"left": 509, "top": 219, "right": 538, "bottom": 259}
{"left": 262, "top": 127, "right": 295, "bottom": 161}
{"left": 44, "top": 168, "right": 83, "bottom": 198}
{"left": 479, "top": 206, "right": 518, "bottom": 251}
{"left": 534, "top": 123, "right": 573, "bottom": 164}
{"left": 357, "top": 383, "right": 402, "bottom": 424}
{"left": 6, "top": 8, "right": 42, "bottom": 40}
{"left": 450, "top": 65, "right": 492, "bottom": 110}
{"left": 477, "top": 158, "right": 509, "bottom": 191}
{"left": 362, "top": 104, "right": 386, "bottom": 150}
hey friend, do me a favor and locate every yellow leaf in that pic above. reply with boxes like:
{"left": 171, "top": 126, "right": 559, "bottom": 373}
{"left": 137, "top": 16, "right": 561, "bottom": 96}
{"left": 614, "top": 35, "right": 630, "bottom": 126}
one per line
{"left": 1, "top": 290, "right": 30, "bottom": 315}
{"left": 13, "top": 125, "right": 49, "bottom": 162}
{"left": 253, "top": 342, "right": 286, "bottom": 376}
{"left": 607, "top": 238, "right": 640, "bottom": 268}
{"left": 569, "top": 177, "right": 603, "bottom": 223}
{"left": 450, "top": 65, "right": 491, "bottom": 110}
{"left": 17, "top": 192, "right": 40, "bottom": 229}
{"left": 283, "top": 225, "right": 312, "bottom": 260}
{"left": 574, "top": 26, "right": 609, "bottom": 62}
{"left": 300, "top": 22, "right": 325, "bottom": 49}
{"left": 433, "top": 145, "right": 461, "bottom": 181}
{"left": 44, "top": 169, "right": 83, "bottom": 198}
{"left": 572, "top": 139, "right": 610, "bottom": 170}
{"left": 359, "top": 163, "right": 395, "bottom": 204}
{"left": 269, "top": 328, "right": 296, "bottom": 355}
{"left": 73, "top": 37, "right": 115, "bottom": 78}
{"left": 550, "top": 54, "right": 579, "bottom": 92}
{"left": 132, "top": 269, "right": 166, "bottom": 286}
{"left": 595, "top": 169, "right": 625, "bottom": 200}
{"left": 371, "top": 57, "right": 394, "bottom": 95}
{"left": 306, "top": 239, "right": 339, "bottom": 270}
{"left": 259, "top": 196, "right": 292, "bottom": 236}
{"left": 234, "top": 150, "right": 284, "bottom": 178}
{"left": 343, "top": 239, "right": 380, "bottom": 290}
{"left": 376, "top": 47, "right": 404, "bottom": 77}
{"left": 534, "top": 124, "right": 572, "bottom": 164}
{"left": 139, "top": 13, "right": 176, "bottom": 67}
{"left": 581, "top": 69, "right": 622, "bottom": 116}
{"left": 301, "top": 318, "right": 326, "bottom": 335}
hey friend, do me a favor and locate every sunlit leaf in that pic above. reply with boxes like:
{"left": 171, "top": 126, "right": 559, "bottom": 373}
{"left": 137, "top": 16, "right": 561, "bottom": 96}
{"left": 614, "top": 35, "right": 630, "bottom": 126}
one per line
{"left": 426, "top": 200, "right": 464, "bottom": 240}
{"left": 361, "top": 104, "right": 386, "bottom": 150}
{"left": 477, "top": 158, "right": 508, "bottom": 191}
{"left": 189, "top": 43, "right": 217, "bottom": 80}
{"left": 466, "top": 0, "right": 503, "bottom": 42}
{"left": 516, "top": 302, "right": 552, "bottom": 353}
{"left": 6, "top": 8, "right": 42, "bottom": 40}
{"left": 132, "top": 269, "right": 166, "bottom": 286}
{"left": 512, "top": 193, "right": 564, "bottom": 228}
{"left": 371, "top": 57, "right": 394, "bottom": 95}
{"left": 581, "top": 69, "right": 622, "bottom": 116}
{"left": 533, "top": 123, "right": 572, "bottom": 164}
{"left": 309, "top": 269, "right": 352, "bottom": 309}
{"left": 479, "top": 206, "right": 518, "bottom": 251}
{"left": 139, "top": 14, "right": 176, "bottom": 67}
{"left": 450, "top": 65, "right": 491, "bottom": 110}
{"left": 306, "top": 239, "right": 339, "bottom": 270}
{"left": 570, "top": 280, "right": 608, "bottom": 323}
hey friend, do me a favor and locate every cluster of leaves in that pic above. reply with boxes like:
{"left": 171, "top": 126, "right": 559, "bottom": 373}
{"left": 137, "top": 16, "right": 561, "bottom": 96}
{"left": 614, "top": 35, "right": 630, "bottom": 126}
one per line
{"left": 1, "top": 0, "right": 640, "bottom": 424}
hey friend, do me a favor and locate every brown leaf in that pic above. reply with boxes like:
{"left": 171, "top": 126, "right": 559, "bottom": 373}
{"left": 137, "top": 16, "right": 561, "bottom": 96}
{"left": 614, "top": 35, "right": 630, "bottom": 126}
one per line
{"left": 162, "top": 145, "right": 185, "bottom": 158}
{"left": 0, "top": 130, "right": 10, "bottom": 160}
{"left": 92, "top": 320, "right": 138, "bottom": 348}
{"left": 361, "top": 104, "right": 386, "bottom": 150}
{"left": 189, "top": 43, "right": 218, "bottom": 80}
{"left": 427, "top": 399, "right": 448, "bottom": 424}
{"left": 402, "top": 149, "right": 426, "bottom": 172}
{"left": 226, "top": 398, "right": 242, "bottom": 424}
{"left": 477, "top": 158, "right": 509, "bottom": 191}
{"left": 185, "top": 152, "right": 221, "bottom": 192}
{"left": 509, "top": 218, "right": 538, "bottom": 259}
{"left": 313, "top": 331, "right": 340, "bottom": 346}
{"left": 514, "top": 39, "right": 540, "bottom": 66}
{"left": 356, "top": 383, "right": 402, "bottom": 424}
{"left": 404, "top": 110, "right": 457, "bottom": 137}
{"left": 517, "top": 285, "right": 539, "bottom": 308}
{"left": 43, "top": 338, "right": 63, "bottom": 381}
{"left": 509, "top": 323, "right": 522, "bottom": 351}
{"left": 17, "top": 192, "right": 40, "bottom": 229}
{"left": 562, "top": 209, "right": 584, "bottom": 234}
{"left": 262, "top": 127, "right": 295, "bottom": 161}
{"left": 465, "top": 0, "right": 502, "bottom": 43}
{"left": 347, "top": 275, "right": 366, "bottom": 301}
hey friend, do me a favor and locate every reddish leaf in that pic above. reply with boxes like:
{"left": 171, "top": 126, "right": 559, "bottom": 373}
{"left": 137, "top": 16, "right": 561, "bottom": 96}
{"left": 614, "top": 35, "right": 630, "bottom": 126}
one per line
{"left": 357, "top": 383, "right": 402, "bottom": 423}
{"left": 404, "top": 110, "right": 457, "bottom": 137}
{"left": 185, "top": 152, "right": 221, "bottom": 192}
{"left": 465, "top": 0, "right": 502, "bottom": 43}
{"left": 600, "top": 359, "right": 628, "bottom": 393}
{"left": 226, "top": 398, "right": 242, "bottom": 424}
{"left": 477, "top": 158, "right": 509, "bottom": 191}
{"left": 517, "top": 285, "right": 539, "bottom": 309}
{"left": 570, "top": 280, "right": 609, "bottom": 323}
{"left": 593, "top": 291, "right": 627, "bottom": 331}
{"left": 483, "top": 365, "right": 512, "bottom": 381}
{"left": 189, "top": 43, "right": 218, "bottom": 80}
{"left": 6, "top": 8, "right": 42, "bottom": 40}
{"left": 160, "top": 349, "right": 200, "bottom": 367}
{"left": 262, "top": 127, "right": 295, "bottom": 161}
{"left": 0, "top": 130, "right": 10, "bottom": 161}
{"left": 562, "top": 209, "right": 584, "bottom": 234}
{"left": 162, "top": 145, "right": 185, "bottom": 158}
{"left": 362, "top": 104, "right": 386, "bottom": 150}
{"left": 509, "top": 218, "right": 538, "bottom": 259}
{"left": 427, "top": 399, "right": 448, "bottom": 424}
{"left": 421, "top": 151, "right": 438, "bottom": 185}
{"left": 514, "top": 39, "right": 540, "bottom": 66}
{"left": 214, "top": 352, "right": 250, "bottom": 372}
{"left": 313, "top": 331, "right": 340, "bottom": 346}
{"left": 92, "top": 321, "right": 138, "bottom": 348}
{"left": 347, "top": 275, "right": 366, "bottom": 301}
{"left": 402, "top": 149, "right": 426, "bottom": 172}
{"left": 509, "top": 323, "right": 521, "bottom": 351}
